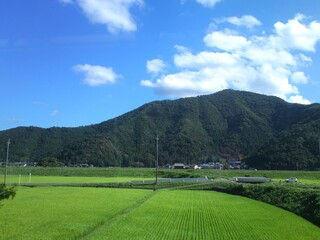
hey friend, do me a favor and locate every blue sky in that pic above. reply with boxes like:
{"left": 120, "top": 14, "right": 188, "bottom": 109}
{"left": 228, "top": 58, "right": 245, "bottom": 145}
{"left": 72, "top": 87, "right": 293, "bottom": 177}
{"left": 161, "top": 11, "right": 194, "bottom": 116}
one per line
{"left": 1, "top": 0, "right": 320, "bottom": 130}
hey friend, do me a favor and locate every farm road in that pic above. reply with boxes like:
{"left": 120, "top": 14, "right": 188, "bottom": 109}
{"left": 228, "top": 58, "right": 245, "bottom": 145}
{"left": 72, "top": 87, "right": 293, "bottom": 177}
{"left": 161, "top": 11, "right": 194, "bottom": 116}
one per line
{"left": 78, "top": 190, "right": 156, "bottom": 240}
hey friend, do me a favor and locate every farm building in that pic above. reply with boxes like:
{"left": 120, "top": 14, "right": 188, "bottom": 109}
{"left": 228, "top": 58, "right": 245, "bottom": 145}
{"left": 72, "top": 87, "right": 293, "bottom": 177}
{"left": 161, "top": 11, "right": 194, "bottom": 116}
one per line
{"left": 173, "top": 163, "right": 186, "bottom": 169}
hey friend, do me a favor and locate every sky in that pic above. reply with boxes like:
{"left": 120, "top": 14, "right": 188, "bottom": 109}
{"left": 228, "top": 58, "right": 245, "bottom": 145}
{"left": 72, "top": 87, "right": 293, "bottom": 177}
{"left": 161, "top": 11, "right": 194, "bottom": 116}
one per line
{"left": 1, "top": 0, "right": 320, "bottom": 131}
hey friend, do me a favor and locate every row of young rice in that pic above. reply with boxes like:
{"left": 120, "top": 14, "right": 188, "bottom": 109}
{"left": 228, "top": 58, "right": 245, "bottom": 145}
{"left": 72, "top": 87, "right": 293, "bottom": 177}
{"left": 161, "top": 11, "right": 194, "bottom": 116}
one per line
{"left": 0, "top": 187, "right": 151, "bottom": 240}
{"left": 87, "top": 190, "right": 320, "bottom": 240}
{"left": 1, "top": 174, "right": 152, "bottom": 184}
{"left": 0, "top": 187, "right": 319, "bottom": 240}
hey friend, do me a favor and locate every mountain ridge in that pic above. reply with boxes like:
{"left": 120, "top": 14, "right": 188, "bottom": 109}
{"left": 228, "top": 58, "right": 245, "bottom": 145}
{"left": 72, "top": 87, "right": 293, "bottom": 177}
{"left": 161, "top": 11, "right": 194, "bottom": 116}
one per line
{"left": 1, "top": 89, "right": 320, "bottom": 170}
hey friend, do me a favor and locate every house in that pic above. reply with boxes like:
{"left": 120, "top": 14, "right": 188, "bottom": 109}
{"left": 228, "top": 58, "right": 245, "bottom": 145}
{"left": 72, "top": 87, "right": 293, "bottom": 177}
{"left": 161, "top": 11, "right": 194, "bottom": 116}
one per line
{"left": 189, "top": 164, "right": 201, "bottom": 169}
{"left": 173, "top": 163, "right": 186, "bottom": 169}
{"left": 229, "top": 159, "right": 242, "bottom": 169}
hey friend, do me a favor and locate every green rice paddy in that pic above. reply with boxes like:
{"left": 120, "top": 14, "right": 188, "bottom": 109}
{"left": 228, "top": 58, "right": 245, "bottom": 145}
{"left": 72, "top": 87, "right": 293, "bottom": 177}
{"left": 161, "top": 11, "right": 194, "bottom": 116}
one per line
{"left": 0, "top": 187, "right": 150, "bottom": 239}
{"left": 2, "top": 175, "right": 152, "bottom": 185}
{"left": 0, "top": 187, "right": 319, "bottom": 240}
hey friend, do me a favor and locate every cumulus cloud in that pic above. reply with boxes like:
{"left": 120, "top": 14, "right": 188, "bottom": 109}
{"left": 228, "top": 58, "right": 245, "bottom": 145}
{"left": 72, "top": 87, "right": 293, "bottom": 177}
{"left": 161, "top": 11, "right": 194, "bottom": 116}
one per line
{"left": 219, "top": 15, "right": 262, "bottom": 29}
{"left": 73, "top": 64, "right": 120, "bottom": 86}
{"left": 174, "top": 50, "right": 239, "bottom": 69}
{"left": 289, "top": 95, "right": 311, "bottom": 104}
{"left": 60, "top": 0, "right": 143, "bottom": 33}
{"left": 273, "top": 14, "right": 320, "bottom": 52}
{"left": 141, "top": 68, "right": 229, "bottom": 97}
{"left": 291, "top": 71, "right": 308, "bottom": 84}
{"left": 204, "top": 30, "right": 250, "bottom": 51}
{"left": 142, "top": 14, "right": 319, "bottom": 102}
{"left": 147, "top": 59, "right": 166, "bottom": 75}
{"left": 196, "top": 0, "right": 222, "bottom": 8}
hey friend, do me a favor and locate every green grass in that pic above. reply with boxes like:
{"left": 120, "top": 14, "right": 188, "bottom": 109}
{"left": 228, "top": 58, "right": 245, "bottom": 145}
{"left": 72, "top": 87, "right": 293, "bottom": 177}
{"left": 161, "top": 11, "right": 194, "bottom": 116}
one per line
{"left": 0, "top": 187, "right": 151, "bottom": 240}
{"left": 87, "top": 190, "right": 320, "bottom": 240}
{"left": 2, "top": 167, "right": 320, "bottom": 180}
{"left": 1, "top": 175, "right": 152, "bottom": 185}
{"left": 1, "top": 167, "right": 156, "bottom": 178}
{"left": 0, "top": 187, "right": 319, "bottom": 240}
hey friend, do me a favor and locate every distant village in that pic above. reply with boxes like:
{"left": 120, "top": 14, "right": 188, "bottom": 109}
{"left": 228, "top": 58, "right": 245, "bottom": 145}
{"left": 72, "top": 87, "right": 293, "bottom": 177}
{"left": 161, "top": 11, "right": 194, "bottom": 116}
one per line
{"left": 0, "top": 159, "right": 254, "bottom": 170}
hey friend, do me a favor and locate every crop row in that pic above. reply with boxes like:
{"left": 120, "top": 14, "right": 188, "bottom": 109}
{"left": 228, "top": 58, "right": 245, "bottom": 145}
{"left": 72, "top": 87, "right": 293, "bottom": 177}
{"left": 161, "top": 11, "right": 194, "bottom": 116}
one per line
{"left": 88, "top": 190, "right": 320, "bottom": 239}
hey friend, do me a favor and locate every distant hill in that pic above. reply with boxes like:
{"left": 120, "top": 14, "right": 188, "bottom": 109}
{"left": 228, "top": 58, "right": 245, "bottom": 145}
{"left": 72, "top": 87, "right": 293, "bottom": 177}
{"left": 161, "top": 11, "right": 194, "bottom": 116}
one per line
{"left": 1, "top": 89, "right": 320, "bottom": 170}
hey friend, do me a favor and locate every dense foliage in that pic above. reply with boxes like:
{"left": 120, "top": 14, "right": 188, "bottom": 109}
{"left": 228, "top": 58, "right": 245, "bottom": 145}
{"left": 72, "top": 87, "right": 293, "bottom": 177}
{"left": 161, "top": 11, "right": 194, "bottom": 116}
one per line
{"left": 0, "top": 184, "right": 15, "bottom": 202}
{"left": 1, "top": 90, "right": 320, "bottom": 169}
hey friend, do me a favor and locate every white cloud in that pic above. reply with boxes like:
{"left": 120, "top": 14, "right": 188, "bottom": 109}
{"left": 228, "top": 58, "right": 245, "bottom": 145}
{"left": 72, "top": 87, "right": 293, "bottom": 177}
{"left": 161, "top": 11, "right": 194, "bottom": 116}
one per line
{"left": 273, "top": 14, "right": 320, "bottom": 52}
{"left": 146, "top": 59, "right": 166, "bottom": 75}
{"left": 289, "top": 95, "right": 311, "bottom": 104}
{"left": 60, "top": 0, "right": 143, "bottom": 33}
{"left": 220, "top": 15, "right": 262, "bottom": 28}
{"left": 291, "top": 71, "right": 308, "bottom": 84}
{"left": 142, "top": 15, "right": 318, "bottom": 103}
{"left": 174, "top": 50, "right": 239, "bottom": 69}
{"left": 141, "top": 68, "right": 228, "bottom": 97}
{"left": 196, "top": 0, "right": 221, "bottom": 8}
{"left": 204, "top": 30, "right": 250, "bottom": 51}
{"left": 73, "top": 64, "right": 120, "bottom": 86}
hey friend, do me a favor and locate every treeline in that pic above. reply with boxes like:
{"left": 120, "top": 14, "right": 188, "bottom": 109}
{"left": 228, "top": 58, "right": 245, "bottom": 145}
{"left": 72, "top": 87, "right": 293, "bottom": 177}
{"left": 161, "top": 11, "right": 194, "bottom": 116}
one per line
{"left": 1, "top": 90, "right": 320, "bottom": 169}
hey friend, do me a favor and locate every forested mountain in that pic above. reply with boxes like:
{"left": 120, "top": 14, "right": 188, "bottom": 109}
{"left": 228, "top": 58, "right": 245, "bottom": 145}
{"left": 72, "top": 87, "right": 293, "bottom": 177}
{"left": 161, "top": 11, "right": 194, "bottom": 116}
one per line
{"left": 1, "top": 89, "right": 320, "bottom": 170}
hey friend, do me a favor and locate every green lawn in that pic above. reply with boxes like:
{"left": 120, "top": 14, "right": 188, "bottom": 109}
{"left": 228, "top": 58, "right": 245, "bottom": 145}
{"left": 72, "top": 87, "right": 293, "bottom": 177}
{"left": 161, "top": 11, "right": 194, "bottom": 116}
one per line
{"left": 0, "top": 187, "right": 319, "bottom": 240}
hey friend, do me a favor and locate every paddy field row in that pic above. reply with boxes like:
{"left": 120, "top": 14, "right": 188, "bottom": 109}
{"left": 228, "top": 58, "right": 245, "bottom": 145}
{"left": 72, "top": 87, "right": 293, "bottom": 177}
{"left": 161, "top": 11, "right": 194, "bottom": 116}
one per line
{"left": 0, "top": 187, "right": 319, "bottom": 240}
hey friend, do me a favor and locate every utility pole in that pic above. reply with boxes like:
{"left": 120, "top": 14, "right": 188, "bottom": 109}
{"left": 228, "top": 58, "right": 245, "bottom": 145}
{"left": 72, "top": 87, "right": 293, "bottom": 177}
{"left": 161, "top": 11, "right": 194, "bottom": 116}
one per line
{"left": 4, "top": 139, "right": 10, "bottom": 186}
{"left": 154, "top": 135, "right": 159, "bottom": 191}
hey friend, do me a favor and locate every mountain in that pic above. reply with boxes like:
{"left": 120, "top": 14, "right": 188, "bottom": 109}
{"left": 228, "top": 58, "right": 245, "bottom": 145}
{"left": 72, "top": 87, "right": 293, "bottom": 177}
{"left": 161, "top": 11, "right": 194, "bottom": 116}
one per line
{"left": 1, "top": 89, "right": 320, "bottom": 170}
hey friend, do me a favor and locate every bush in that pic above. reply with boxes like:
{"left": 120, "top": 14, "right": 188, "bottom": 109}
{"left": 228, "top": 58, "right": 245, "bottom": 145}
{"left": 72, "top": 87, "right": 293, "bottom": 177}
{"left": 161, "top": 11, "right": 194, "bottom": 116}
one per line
{"left": 0, "top": 184, "right": 16, "bottom": 202}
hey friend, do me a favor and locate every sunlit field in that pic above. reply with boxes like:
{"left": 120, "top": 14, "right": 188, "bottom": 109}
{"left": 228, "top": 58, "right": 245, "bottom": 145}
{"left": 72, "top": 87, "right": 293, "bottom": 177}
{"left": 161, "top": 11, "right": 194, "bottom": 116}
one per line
{"left": 0, "top": 187, "right": 319, "bottom": 240}
{"left": 1, "top": 174, "right": 152, "bottom": 185}
{"left": 87, "top": 190, "right": 320, "bottom": 240}
{"left": 0, "top": 187, "right": 151, "bottom": 239}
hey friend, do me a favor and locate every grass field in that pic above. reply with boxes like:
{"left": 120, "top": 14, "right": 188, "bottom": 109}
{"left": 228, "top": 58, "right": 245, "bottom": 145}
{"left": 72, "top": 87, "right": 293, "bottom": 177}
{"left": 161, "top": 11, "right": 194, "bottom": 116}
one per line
{"left": 0, "top": 187, "right": 319, "bottom": 240}
{"left": 0, "top": 187, "right": 151, "bottom": 240}
{"left": 2, "top": 167, "right": 320, "bottom": 180}
{"left": 1, "top": 175, "right": 152, "bottom": 185}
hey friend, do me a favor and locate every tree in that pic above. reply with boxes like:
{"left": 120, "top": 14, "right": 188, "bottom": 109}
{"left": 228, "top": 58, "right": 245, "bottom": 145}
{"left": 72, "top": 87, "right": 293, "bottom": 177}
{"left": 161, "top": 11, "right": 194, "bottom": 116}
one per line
{"left": 38, "top": 157, "right": 64, "bottom": 167}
